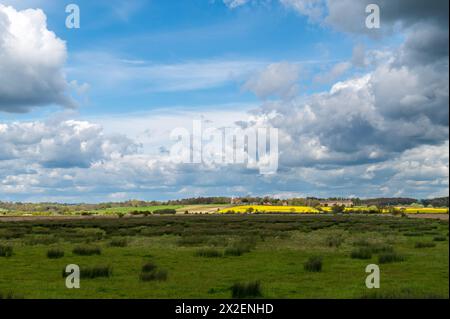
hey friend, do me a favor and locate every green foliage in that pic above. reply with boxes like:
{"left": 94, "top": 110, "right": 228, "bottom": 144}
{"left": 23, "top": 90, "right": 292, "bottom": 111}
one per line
{"left": 231, "top": 281, "right": 262, "bottom": 298}
{"left": 109, "top": 238, "right": 127, "bottom": 247}
{"left": 415, "top": 242, "right": 436, "bottom": 248}
{"left": 72, "top": 245, "right": 101, "bottom": 256}
{"left": 433, "top": 236, "right": 447, "bottom": 242}
{"left": 304, "top": 256, "right": 323, "bottom": 272}
{"left": 351, "top": 247, "right": 372, "bottom": 259}
{"left": 378, "top": 252, "right": 405, "bottom": 264}
{"left": 0, "top": 244, "right": 13, "bottom": 257}
{"left": 47, "top": 248, "right": 64, "bottom": 259}
{"left": 140, "top": 269, "right": 168, "bottom": 282}
{"left": 194, "top": 248, "right": 222, "bottom": 258}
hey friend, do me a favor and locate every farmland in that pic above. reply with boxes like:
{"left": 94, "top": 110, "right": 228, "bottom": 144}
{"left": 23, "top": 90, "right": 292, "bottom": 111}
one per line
{"left": 218, "top": 205, "right": 449, "bottom": 214}
{"left": 0, "top": 214, "right": 448, "bottom": 299}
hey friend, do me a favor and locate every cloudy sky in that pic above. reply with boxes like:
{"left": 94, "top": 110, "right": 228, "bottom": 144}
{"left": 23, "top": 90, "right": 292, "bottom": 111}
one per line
{"left": 0, "top": 0, "right": 448, "bottom": 202}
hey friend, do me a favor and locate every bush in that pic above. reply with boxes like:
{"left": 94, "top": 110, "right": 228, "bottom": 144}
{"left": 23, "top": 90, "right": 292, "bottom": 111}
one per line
{"left": 0, "top": 245, "right": 13, "bottom": 257}
{"left": 415, "top": 242, "right": 436, "bottom": 248}
{"left": 109, "top": 238, "right": 127, "bottom": 247}
{"left": 139, "top": 269, "right": 168, "bottom": 282}
{"left": 153, "top": 209, "right": 176, "bottom": 215}
{"left": 62, "top": 265, "right": 112, "bottom": 279}
{"left": 194, "top": 248, "right": 222, "bottom": 258}
{"left": 141, "top": 261, "right": 157, "bottom": 273}
{"left": 325, "top": 236, "right": 343, "bottom": 248}
{"left": 350, "top": 247, "right": 372, "bottom": 259}
{"left": 378, "top": 252, "right": 405, "bottom": 264}
{"left": 369, "top": 244, "right": 394, "bottom": 254}
{"left": 224, "top": 247, "right": 247, "bottom": 256}
{"left": 47, "top": 248, "right": 64, "bottom": 259}
{"left": 231, "top": 281, "right": 262, "bottom": 299}
{"left": 72, "top": 245, "right": 101, "bottom": 256}
{"left": 81, "top": 265, "right": 112, "bottom": 278}
{"left": 304, "top": 256, "right": 323, "bottom": 272}
{"left": 433, "top": 236, "right": 446, "bottom": 242}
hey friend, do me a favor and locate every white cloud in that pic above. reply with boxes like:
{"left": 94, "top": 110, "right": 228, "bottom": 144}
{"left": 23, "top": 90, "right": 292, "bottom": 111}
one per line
{"left": 0, "top": 4, "right": 74, "bottom": 113}
{"left": 223, "top": 0, "right": 250, "bottom": 9}
{"left": 243, "top": 62, "right": 300, "bottom": 99}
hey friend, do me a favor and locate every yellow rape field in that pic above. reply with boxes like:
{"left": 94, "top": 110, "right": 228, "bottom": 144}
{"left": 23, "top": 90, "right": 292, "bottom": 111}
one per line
{"left": 219, "top": 205, "right": 321, "bottom": 214}
{"left": 219, "top": 205, "right": 448, "bottom": 214}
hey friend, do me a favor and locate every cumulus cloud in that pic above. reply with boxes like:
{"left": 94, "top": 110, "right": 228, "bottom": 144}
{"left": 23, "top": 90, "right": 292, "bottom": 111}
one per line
{"left": 314, "top": 61, "right": 351, "bottom": 84}
{"left": 0, "top": 4, "right": 74, "bottom": 113}
{"left": 243, "top": 62, "right": 300, "bottom": 99}
{"left": 0, "top": 120, "right": 138, "bottom": 168}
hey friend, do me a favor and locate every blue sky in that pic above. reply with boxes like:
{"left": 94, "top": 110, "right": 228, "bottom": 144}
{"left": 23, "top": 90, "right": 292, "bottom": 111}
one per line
{"left": 0, "top": 0, "right": 448, "bottom": 202}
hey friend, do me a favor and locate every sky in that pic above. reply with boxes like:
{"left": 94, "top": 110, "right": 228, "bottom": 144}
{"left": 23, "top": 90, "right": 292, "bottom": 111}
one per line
{"left": 0, "top": 0, "right": 448, "bottom": 202}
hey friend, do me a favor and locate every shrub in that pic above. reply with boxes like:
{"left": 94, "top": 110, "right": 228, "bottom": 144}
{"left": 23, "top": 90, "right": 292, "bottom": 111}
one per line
{"left": 109, "top": 238, "right": 127, "bottom": 247}
{"left": 325, "top": 236, "right": 343, "bottom": 248}
{"left": 378, "top": 252, "right": 405, "bottom": 264}
{"left": 72, "top": 245, "right": 101, "bottom": 256}
{"left": 81, "top": 265, "right": 112, "bottom": 278}
{"left": 153, "top": 209, "right": 176, "bottom": 215}
{"left": 139, "top": 269, "right": 168, "bottom": 282}
{"left": 141, "top": 261, "right": 157, "bottom": 273}
{"left": 0, "top": 245, "right": 13, "bottom": 257}
{"left": 224, "top": 247, "right": 247, "bottom": 256}
{"left": 304, "top": 256, "right": 323, "bottom": 272}
{"left": 433, "top": 236, "right": 446, "bottom": 242}
{"left": 350, "top": 247, "right": 372, "bottom": 259}
{"left": 231, "top": 281, "right": 262, "bottom": 299}
{"left": 25, "top": 235, "right": 58, "bottom": 245}
{"left": 47, "top": 248, "right": 64, "bottom": 259}
{"left": 62, "top": 265, "right": 112, "bottom": 279}
{"left": 194, "top": 248, "right": 222, "bottom": 258}
{"left": 369, "top": 244, "right": 394, "bottom": 254}
{"left": 415, "top": 242, "right": 436, "bottom": 248}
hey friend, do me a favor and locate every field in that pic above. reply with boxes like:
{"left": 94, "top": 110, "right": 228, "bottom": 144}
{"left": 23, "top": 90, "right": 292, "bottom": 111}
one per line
{"left": 0, "top": 214, "right": 448, "bottom": 299}
{"left": 219, "top": 205, "right": 449, "bottom": 214}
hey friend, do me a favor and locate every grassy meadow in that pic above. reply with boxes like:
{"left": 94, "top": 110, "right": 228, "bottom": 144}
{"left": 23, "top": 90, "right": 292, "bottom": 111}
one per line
{"left": 0, "top": 214, "right": 448, "bottom": 299}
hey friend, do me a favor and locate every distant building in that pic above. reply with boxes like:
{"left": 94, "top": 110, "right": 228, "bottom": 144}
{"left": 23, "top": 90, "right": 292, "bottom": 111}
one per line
{"left": 320, "top": 200, "right": 353, "bottom": 207}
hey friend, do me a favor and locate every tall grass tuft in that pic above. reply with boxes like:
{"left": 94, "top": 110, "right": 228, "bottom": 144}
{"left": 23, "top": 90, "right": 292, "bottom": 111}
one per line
{"left": 0, "top": 245, "right": 13, "bottom": 257}
{"left": 194, "top": 248, "right": 222, "bottom": 258}
{"left": 141, "top": 261, "right": 157, "bottom": 273}
{"left": 47, "top": 248, "right": 64, "bottom": 259}
{"left": 304, "top": 256, "right": 323, "bottom": 272}
{"left": 325, "top": 236, "right": 343, "bottom": 248}
{"left": 231, "top": 281, "right": 262, "bottom": 299}
{"left": 415, "top": 242, "right": 436, "bottom": 248}
{"left": 109, "top": 238, "right": 128, "bottom": 247}
{"left": 139, "top": 269, "right": 168, "bottom": 282}
{"left": 378, "top": 252, "right": 405, "bottom": 264}
{"left": 62, "top": 265, "right": 112, "bottom": 279}
{"left": 350, "top": 247, "right": 372, "bottom": 259}
{"left": 72, "top": 245, "right": 101, "bottom": 256}
{"left": 433, "top": 236, "right": 447, "bottom": 242}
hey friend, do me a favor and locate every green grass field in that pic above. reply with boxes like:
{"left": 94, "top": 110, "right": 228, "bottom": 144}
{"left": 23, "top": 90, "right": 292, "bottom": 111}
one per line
{"left": 0, "top": 215, "right": 448, "bottom": 299}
